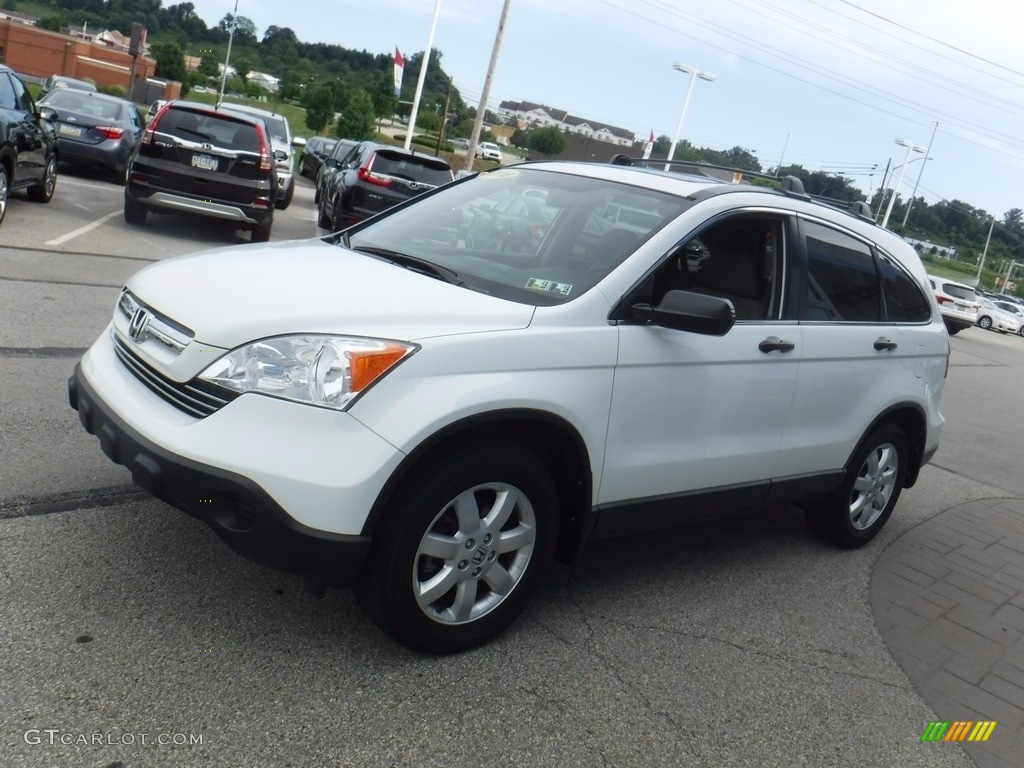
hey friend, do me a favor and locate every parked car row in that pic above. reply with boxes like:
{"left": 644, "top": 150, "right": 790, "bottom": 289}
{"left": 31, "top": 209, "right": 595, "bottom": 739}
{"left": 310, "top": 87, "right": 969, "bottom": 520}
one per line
{"left": 927, "top": 274, "right": 1024, "bottom": 336}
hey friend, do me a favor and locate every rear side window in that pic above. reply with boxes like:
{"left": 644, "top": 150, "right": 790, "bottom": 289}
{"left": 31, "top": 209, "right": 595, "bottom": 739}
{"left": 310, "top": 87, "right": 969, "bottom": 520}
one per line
{"left": 0, "top": 72, "right": 15, "bottom": 110}
{"left": 370, "top": 151, "right": 453, "bottom": 185}
{"left": 880, "top": 255, "right": 933, "bottom": 323}
{"left": 803, "top": 221, "right": 881, "bottom": 322}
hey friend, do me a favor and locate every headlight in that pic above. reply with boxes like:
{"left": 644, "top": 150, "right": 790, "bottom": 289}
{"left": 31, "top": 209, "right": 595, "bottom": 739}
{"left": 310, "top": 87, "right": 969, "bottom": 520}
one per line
{"left": 198, "top": 335, "right": 415, "bottom": 410}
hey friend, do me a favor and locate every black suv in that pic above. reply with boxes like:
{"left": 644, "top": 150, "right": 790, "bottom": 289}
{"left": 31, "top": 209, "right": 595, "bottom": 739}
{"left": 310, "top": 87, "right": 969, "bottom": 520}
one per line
{"left": 317, "top": 141, "right": 454, "bottom": 230}
{"left": 0, "top": 65, "right": 58, "bottom": 225}
{"left": 124, "top": 101, "right": 278, "bottom": 242}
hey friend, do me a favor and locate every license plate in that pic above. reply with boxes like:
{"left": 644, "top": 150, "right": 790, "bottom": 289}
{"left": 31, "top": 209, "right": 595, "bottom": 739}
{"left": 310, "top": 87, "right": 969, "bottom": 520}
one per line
{"left": 191, "top": 154, "right": 218, "bottom": 171}
{"left": 59, "top": 124, "right": 82, "bottom": 138}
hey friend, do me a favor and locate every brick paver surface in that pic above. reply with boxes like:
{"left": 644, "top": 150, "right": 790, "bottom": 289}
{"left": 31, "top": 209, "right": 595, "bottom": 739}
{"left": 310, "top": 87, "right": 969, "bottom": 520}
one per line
{"left": 872, "top": 498, "right": 1024, "bottom": 768}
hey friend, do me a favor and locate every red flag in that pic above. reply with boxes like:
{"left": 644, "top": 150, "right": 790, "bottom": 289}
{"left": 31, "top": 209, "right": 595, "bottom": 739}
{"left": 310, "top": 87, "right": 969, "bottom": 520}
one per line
{"left": 394, "top": 47, "right": 405, "bottom": 67}
{"left": 649, "top": 130, "right": 654, "bottom": 143}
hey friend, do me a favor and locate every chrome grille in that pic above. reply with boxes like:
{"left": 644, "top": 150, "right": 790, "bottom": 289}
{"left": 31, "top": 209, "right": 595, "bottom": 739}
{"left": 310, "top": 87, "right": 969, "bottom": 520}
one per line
{"left": 113, "top": 335, "right": 238, "bottom": 418}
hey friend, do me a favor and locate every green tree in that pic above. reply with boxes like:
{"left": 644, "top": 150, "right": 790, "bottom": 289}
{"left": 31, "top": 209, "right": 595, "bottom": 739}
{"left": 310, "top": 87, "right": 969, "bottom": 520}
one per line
{"left": 527, "top": 126, "right": 568, "bottom": 158}
{"left": 198, "top": 54, "right": 220, "bottom": 78}
{"left": 37, "top": 14, "right": 64, "bottom": 31}
{"left": 335, "top": 89, "right": 376, "bottom": 141}
{"left": 370, "top": 77, "right": 397, "bottom": 128}
{"left": 150, "top": 41, "right": 186, "bottom": 82}
{"left": 232, "top": 56, "right": 253, "bottom": 83}
{"left": 302, "top": 81, "right": 335, "bottom": 134}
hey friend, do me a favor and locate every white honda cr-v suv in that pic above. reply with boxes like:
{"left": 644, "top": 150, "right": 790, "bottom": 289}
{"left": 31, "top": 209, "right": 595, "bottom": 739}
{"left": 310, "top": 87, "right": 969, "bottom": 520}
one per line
{"left": 70, "top": 162, "right": 949, "bottom": 653}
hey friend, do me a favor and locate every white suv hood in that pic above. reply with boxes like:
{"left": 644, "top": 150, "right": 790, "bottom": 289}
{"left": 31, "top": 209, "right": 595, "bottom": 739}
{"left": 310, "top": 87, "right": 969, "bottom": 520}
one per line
{"left": 126, "top": 239, "right": 535, "bottom": 350}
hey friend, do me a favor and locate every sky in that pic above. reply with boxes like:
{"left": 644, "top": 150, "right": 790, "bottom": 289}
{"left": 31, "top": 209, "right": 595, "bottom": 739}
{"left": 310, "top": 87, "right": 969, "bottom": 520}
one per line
{"left": 184, "top": 0, "right": 1024, "bottom": 222}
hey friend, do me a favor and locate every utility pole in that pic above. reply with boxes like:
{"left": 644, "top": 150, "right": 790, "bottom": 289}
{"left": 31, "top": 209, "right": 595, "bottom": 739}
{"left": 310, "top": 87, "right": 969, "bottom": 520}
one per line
{"left": 434, "top": 77, "right": 453, "bottom": 157}
{"left": 976, "top": 216, "right": 995, "bottom": 283}
{"left": 902, "top": 121, "right": 940, "bottom": 227}
{"left": 466, "top": 0, "right": 513, "bottom": 172}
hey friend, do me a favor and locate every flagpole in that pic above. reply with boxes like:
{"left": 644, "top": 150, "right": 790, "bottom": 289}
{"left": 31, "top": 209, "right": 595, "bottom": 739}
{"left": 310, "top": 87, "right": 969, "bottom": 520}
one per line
{"left": 404, "top": 0, "right": 443, "bottom": 151}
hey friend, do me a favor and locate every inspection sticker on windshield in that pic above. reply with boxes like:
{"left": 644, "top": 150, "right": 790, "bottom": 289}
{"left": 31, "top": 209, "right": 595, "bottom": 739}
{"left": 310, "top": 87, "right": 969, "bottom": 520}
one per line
{"left": 525, "top": 278, "right": 573, "bottom": 296}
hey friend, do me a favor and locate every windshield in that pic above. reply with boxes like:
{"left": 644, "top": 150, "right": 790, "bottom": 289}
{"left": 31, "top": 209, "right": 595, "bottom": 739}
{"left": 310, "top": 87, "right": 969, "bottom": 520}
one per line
{"left": 344, "top": 166, "right": 686, "bottom": 305}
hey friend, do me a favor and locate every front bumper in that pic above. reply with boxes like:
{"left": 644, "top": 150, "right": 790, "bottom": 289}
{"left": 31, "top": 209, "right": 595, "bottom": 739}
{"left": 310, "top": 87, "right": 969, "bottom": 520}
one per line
{"left": 68, "top": 362, "right": 373, "bottom": 586}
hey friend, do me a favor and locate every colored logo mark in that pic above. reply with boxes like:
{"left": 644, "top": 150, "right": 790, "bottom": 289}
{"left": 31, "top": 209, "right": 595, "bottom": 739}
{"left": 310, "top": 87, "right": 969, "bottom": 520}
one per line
{"left": 921, "top": 721, "right": 997, "bottom": 742}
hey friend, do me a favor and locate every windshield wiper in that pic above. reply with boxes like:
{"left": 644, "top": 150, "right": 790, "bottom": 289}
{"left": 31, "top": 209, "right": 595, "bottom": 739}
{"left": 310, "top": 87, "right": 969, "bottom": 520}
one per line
{"left": 350, "top": 245, "right": 463, "bottom": 286}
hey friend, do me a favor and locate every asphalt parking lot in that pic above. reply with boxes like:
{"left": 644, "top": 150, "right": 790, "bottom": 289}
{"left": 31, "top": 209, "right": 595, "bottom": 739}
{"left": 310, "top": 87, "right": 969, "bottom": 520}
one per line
{"left": 1, "top": 168, "right": 1022, "bottom": 766}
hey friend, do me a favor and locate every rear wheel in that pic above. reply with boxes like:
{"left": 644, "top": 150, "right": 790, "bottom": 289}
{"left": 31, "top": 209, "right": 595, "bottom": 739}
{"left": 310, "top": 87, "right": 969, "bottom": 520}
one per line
{"left": 251, "top": 219, "right": 272, "bottom": 242}
{"left": 123, "top": 197, "right": 147, "bottom": 225}
{"left": 805, "top": 424, "right": 907, "bottom": 548}
{"left": 357, "top": 443, "right": 559, "bottom": 654}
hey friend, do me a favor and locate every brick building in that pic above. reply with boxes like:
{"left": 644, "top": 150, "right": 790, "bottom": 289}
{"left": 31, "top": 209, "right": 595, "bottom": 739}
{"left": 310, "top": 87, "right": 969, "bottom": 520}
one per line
{"left": 0, "top": 18, "right": 167, "bottom": 99}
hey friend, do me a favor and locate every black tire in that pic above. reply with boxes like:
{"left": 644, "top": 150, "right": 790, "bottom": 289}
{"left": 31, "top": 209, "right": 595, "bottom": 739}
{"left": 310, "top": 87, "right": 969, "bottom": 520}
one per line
{"left": 28, "top": 155, "right": 58, "bottom": 203}
{"left": 356, "top": 442, "right": 559, "bottom": 654}
{"left": 978, "top": 315, "right": 992, "bottom": 330}
{"left": 275, "top": 178, "right": 294, "bottom": 210}
{"left": 316, "top": 196, "right": 332, "bottom": 229}
{"left": 123, "top": 197, "right": 147, "bottom": 225}
{"left": 0, "top": 164, "right": 10, "bottom": 225}
{"left": 313, "top": 171, "right": 323, "bottom": 204}
{"left": 251, "top": 220, "right": 272, "bottom": 243}
{"left": 805, "top": 424, "right": 907, "bottom": 549}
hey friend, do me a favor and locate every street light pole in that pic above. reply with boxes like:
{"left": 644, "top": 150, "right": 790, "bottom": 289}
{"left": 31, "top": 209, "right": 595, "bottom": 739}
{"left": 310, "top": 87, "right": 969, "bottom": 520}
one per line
{"left": 881, "top": 138, "right": 926, "bottom": 229}
{"left": 217, "top": 0, "right": 238, "bottom": 107}
{"left": 664, "top": 63, "right": 715, "bottom": 172}
{"left": 901, "top": 121, "right": 940, "bottom": 227}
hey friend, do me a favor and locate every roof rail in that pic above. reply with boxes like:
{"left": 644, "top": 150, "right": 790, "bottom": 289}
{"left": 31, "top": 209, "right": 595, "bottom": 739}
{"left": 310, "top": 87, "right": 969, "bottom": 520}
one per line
{"left": 779, "top": 175, "right": 810, "bottom": 200}
{"left": 603, "top": 156, "right": 876, "bottom": 224}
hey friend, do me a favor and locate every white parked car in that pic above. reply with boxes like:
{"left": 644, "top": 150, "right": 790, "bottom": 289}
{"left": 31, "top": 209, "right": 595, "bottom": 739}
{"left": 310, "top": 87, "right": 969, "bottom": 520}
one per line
{"left": 927, "top": 275, "right": 980, "bottom": 334}
{"left": 70, "top": 163, "right": 949, "bottom": 653}
{"left": 476, "top": 141, "right": 503, "bottom": 162}
{"left": 992, "top": 298, "right": 1024, "bottom": 336}
{"left": 977, "top": 296, "right": 1021, "bottom": 334}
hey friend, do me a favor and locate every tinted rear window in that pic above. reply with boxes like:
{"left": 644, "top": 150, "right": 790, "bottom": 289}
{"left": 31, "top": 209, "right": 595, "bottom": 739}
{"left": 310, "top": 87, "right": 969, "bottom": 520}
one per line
{"left": 157, "top": 109, "right": 259, "bottom": 152}
{"left": 370, "top": 151, "right": 453, "bottom": 185}
{"left": 942, "top": 283, "right": 977, "bottom": 301}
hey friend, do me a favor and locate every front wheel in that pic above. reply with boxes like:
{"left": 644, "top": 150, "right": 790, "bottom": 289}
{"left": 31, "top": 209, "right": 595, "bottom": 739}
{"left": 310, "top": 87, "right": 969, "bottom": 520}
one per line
{"left": 0, "top": 165, "right": 9, "bottom": 225}
{"left": 978, "top": 316, "right": 993, "bottom": 330}
{"left": 28, "top": 155, "right": 58, "bottom": 202}
{"left": 357, "top": 443, "right": 559, "bottom": 654}
{"left": 275, "top": 178, "right": 294, "bottom": 210}
{"left": 805, "top": 424, "right": 907, "bottom": 548}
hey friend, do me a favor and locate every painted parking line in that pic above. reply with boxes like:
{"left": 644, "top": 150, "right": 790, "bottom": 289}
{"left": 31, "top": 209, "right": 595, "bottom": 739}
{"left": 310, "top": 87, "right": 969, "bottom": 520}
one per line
{"left": 45, "top": 211, "right": 122, "bottom": 246}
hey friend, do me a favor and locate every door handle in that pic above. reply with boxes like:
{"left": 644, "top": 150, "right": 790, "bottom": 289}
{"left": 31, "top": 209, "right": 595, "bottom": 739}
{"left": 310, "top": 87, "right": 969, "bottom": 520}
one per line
{"left": 759, "top": 336, "right": 795, "bottom": 353}
{"left": 874, "top": 337, "right": 898, "bottom": 351}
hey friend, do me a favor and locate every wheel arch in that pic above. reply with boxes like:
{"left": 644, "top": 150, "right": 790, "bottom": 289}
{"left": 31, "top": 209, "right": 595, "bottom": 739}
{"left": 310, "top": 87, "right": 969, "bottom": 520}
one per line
{"left": 859, "top": 403, "right": 928, "bottom": 488}
{"left": 362, "top": 409, "right": 595, "bottom": 565}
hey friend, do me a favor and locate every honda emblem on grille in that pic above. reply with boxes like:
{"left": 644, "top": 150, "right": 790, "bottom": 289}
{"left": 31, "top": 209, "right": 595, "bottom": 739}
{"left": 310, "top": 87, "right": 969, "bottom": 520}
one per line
{"left": 128, "top": 308, "right": 151, "bottom": 342}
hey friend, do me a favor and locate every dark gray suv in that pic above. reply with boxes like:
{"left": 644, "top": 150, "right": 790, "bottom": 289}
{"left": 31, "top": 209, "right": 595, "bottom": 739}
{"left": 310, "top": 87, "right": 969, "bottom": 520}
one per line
{"left": 124, "top": 101, "right": 278, "bottom": 242}
{"left": 0, "top": 65, "right": 58, "bottom": 226}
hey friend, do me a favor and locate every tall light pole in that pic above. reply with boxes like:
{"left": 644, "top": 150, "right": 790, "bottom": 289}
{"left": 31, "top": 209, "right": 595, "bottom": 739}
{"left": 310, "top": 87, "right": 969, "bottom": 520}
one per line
{"left": 664, "top": 63, "right": 715, "bottom": 172}
{"left": 901, "top": 121, "right": 940, "bottom": 227}
{"left": 881, "top": 138, "right": 926, "bottom": 229}
{"left": 217, "top": 0, "right": 238, "bottom": 106}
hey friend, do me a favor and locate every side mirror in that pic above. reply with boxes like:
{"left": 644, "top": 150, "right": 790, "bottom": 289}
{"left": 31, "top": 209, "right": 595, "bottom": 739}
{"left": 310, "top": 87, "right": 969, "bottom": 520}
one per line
{"left": 632, "top": 290, "right": 735, "bottom": 336}
{"left": 37, "top": 106, "right": 57, "bottom": 122}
